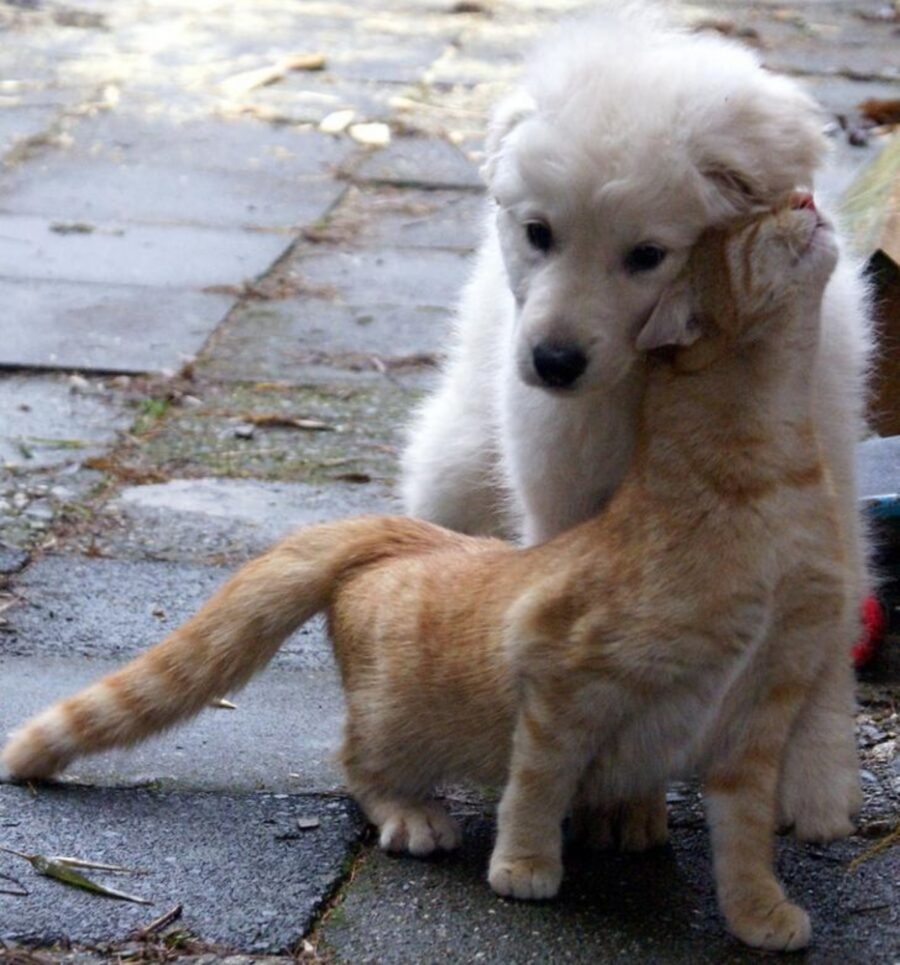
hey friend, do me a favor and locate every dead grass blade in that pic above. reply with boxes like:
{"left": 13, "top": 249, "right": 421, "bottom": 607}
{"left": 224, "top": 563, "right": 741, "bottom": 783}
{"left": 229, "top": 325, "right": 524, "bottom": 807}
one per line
{"left": 243, "top": 413, "right": 334, "bottom": 432}
{"left": 0, "top": 871, "right": 28, "bottom": 895}
{"left": 847, "top": 822, "right": 900, "bottom": 873}
{"left": 129, "top": 903, "right": 183, "bottom": 940}
{"left": 49, "top": 855, "right": 148, "bottom": 875}
{"left": 0, "top": 846, "right": 152, "bottom": 904}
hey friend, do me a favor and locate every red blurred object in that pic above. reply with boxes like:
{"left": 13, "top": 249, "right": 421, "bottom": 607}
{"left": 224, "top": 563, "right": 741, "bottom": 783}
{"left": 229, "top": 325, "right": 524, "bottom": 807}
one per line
{"left": 853, "top": 594, "right": 886, "bottom": 667}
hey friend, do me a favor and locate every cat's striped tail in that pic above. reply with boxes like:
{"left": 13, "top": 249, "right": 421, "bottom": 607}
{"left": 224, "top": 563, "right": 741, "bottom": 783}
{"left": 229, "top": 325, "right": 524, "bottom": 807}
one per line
{"left": 2, "top": 515, "right": 450, "bottom": 780}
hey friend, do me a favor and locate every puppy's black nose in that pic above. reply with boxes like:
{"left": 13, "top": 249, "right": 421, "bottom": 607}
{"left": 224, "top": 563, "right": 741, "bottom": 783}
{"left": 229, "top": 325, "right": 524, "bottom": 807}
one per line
{"left": 532, "top": 342, "right": 588, "bottom": 388}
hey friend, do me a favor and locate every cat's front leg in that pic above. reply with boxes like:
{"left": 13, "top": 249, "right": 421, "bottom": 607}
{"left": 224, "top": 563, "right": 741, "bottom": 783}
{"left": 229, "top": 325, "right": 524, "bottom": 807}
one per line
{"left": 489, "top": 698, "right": 595, "bottom": 900}
{"left": 705, "top": 697, "right": 812, "bottom": 950}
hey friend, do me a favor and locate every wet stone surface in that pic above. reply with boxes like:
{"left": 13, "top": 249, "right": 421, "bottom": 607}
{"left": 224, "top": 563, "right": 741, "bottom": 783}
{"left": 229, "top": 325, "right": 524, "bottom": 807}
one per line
{"left": 321, "top": 811, "right": 900, "bottom": 965}
{"left": 0, "top": 784, "right": 363, "bottom": 951}
{"left": 0, "top": 654, "right": 346, "bottom": 793}
{"left": 0, "top": 280, "right": 236, "bottom": 373}
{"left": 97, "top": 476, "right": 396, "bottom": 564}
{"left": 0, "top": 0, "right": 898, "bottom": 960}
{"left": 0, "top": 114, "right": 350, "bottom": 230}
{"left": 351, "top": 136, "right": 484, "bottom": 190}
{"left": 0, "top": 374, "right": 130, "bottom": 471}
{"left": 1, "top": 553, "right": 334, "bottom": 667}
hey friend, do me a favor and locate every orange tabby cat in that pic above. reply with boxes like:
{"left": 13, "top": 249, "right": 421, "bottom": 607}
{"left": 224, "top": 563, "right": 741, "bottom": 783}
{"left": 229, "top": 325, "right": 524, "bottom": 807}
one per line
{"left": 3, "top": 196, "right": 850, "bottom": 950}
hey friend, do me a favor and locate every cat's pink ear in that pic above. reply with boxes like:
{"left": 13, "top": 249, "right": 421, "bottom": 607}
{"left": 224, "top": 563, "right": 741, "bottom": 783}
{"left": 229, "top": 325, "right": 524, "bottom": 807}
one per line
{"left": 636, "top": 283, "right": 702, "bottom": 352}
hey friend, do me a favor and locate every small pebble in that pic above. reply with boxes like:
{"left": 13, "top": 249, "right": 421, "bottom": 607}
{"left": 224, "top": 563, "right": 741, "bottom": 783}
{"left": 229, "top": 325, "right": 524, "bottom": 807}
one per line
{"left": 233, "top": 422, "right": 256, "bottom": 440}
{"left": 319, "top": 109, "right": 355, "bottom": 134}
{"left": 24, "top": 502, "right": 54, "bottom": 522}
{"left": 297, "top": 816, "right": 321, "bottom": 830}
{"left": 349, "top": 122, "right": 391, "bottom": 146}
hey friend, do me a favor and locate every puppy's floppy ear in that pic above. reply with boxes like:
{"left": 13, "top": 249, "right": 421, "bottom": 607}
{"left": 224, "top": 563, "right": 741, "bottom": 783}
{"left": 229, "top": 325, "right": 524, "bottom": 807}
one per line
{"left": 636, "top": 281, "right": 701, "bottom": 352}
{"left": 694, "top": 74, "right": 828, "bottom": 217}
{"left": 481, "top": 89, "right": 536, "bottom": 186}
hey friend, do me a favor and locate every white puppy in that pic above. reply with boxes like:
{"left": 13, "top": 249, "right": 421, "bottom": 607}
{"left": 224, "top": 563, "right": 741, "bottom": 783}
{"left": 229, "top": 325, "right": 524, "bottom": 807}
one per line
{"left": 402, "top": 6, "right": 871, "bottom": 844}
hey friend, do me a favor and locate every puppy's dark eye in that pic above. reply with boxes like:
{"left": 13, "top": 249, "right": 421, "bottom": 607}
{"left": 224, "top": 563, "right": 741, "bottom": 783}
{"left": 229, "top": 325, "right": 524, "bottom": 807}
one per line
{"left": 625, "top": 244, "right": 667, "bottom": 274}
{"left": 525, "top": 221, "right": 553, "bottom": 253}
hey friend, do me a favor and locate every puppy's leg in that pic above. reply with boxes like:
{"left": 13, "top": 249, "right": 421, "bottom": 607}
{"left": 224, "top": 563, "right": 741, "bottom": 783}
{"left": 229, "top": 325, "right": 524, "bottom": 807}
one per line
{"left": 778, "top": 446, "right": 863, "bottom": 838}
{"left": 783, "top": 294, "right": 868, "bottom": 838}
{"left": 777, "top": 655, "right": 860, "bottom": 841}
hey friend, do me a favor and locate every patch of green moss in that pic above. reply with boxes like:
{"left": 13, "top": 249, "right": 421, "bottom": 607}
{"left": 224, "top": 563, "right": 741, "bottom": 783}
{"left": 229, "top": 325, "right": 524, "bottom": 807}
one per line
{"left": 115, "top": 381, "right": 421, "bottom": 485}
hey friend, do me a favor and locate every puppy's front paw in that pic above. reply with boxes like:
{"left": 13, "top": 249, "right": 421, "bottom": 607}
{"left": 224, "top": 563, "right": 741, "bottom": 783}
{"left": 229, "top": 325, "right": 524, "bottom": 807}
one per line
{"left": 779, "top": 778, "right": 859, "bottom": 843}
{"left": 378, "top": 802, "right": 461, "bottom": 856}
{"left": 488, "top": 852, "right": 562, "bottom": 900}
{"left": 726, "top": 897, "right": 811, "bottom": 952}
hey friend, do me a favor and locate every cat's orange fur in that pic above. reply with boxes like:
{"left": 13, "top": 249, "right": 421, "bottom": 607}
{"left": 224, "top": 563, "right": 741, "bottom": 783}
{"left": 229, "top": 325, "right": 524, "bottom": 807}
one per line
{"left": 2, "top": 202, "right": 851, "bottom": 950}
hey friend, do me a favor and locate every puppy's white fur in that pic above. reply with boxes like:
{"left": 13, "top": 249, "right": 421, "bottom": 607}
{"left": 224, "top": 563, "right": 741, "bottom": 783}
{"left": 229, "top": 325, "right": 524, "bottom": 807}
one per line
{"left": 402, "top": 6, "right": 871, "bottom": 840}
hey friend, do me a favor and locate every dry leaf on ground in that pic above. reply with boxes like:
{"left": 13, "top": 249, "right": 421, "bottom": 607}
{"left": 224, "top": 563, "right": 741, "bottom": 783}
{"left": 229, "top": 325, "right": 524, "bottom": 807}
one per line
{"left": 859, "top": 98, "right": 900, "bottom": 127}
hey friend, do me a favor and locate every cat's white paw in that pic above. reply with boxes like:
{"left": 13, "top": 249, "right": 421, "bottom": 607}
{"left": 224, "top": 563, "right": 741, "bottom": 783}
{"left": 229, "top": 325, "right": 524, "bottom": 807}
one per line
{"left": 726, "top": 898, "right": 811, "bottom": 951}
{"left": 488, "top": 853, "right": 562, "bottom": 900}
{"left": 378, "top": 803, "right": 461, "bottom": 856}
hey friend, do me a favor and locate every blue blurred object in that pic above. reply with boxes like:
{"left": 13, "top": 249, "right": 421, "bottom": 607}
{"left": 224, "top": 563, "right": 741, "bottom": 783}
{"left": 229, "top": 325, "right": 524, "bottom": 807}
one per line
{"left": 859, "top": 435, "right": 900, "bottom": 517}
{"left": 859, "top": 435, "right": 900, "bottom": 659}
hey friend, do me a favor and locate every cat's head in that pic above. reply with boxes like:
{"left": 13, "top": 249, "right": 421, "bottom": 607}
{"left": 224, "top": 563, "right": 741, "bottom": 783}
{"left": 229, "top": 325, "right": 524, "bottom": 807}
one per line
{"left": 635, "top": 193, "right": 838, "bottom": 369}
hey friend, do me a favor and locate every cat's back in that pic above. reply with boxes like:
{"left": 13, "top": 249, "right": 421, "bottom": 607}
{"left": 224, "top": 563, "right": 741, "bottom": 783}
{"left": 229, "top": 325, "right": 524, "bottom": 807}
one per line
{"left": 327, "top": 534, "right": 523, "bottom": 688}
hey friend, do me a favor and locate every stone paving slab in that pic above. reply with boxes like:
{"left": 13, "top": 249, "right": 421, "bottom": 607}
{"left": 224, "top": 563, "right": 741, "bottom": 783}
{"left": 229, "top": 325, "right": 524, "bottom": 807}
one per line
{"left": 0, "top": 215, "right": 290, "bottom": 289}
{"left": 0, "top": 159, "right": 344, "bottom": 233}
{"left": 324, "top": 34, "right": 451, "bottom": 85}
{"left": 351, "top": 137, "right": 483, "bottom": 191}
{"left": 289, "top": 246, "right": 473, "bottom": 311}
{"left": 243, "top": 76, "right": 406, "bottom": 126}
{"left": 321, "top": 810, "right": 900, "bottom": 965}
{"left": 202, "top": 300, "right": 451, "bottom": 386}
{"left": 99, "top": 477, "right": 396, "bottom": 563}
{"left": 1, "top": 554, "right": 330, "bottom": 668}
{"left": 0, "top": 279, "right": 234, "bottom": 373}
{"left": 0, "top": 105, "right": 60, "bottom": 159}
{"left": 320, "top": 186, "right": 487, "bottom": 251}
{"left": 0, "top": 655, "right": 345, "bottom": 793}
{"left": 0, "top": 784, "right": 363, "bottom": 951}
{"left": 0, "top": 374, "right": 130, "bottom": 470}
{"left": 0, "top": 115, "right": 349, "bottom": 230}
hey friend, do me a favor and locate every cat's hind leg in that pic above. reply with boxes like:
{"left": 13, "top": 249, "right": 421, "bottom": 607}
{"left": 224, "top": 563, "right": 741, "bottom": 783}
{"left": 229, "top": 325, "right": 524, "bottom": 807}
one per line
{"left": 362, "top": 794, "right": 462, "bottom": 856}
{"left": 341, "top": 727, "right": 461, "bottom": 857}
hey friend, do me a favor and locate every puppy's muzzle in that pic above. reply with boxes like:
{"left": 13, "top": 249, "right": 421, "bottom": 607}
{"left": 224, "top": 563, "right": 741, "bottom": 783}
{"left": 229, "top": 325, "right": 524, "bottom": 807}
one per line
{"left": 531, "top": 341, "right": 588, "bottom": 389}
